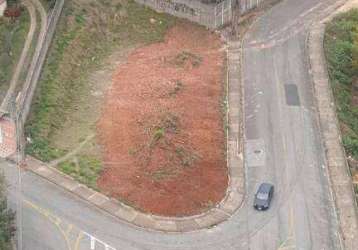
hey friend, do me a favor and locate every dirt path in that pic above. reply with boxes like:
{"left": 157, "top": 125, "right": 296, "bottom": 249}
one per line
{"left": 97, "top": 22, "right": 228, "bottom": 217}
{"left": 0, "top": 0, "right": 37, "bottom": 114}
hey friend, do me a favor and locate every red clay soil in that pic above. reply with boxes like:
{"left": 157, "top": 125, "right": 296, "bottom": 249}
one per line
{"left": 97, "top": 22, "right": 228, "bottom": 217}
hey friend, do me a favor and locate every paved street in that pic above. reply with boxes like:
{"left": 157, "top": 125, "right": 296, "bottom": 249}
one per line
{"left": 242, "top": 0, "right": 343, "bottom": 249}
{"left": 1, "top": 0, "right": 346, "bottom": 249}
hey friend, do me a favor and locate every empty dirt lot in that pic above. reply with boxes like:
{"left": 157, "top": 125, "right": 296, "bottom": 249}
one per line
{"left": 97, "top": 22, "right": 228, "bottom": 217}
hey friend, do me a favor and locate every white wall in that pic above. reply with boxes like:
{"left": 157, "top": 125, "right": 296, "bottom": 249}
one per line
{"left": 0, "top": 1, "right": 7, "bottom": 17}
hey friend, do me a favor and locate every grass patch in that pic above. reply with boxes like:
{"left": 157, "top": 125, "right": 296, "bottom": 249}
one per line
{"left": 25, "top": 0, "right": 175, "bottom": 187}
{"left": 175, "top": 146, "right": 198, "bottom": 167}
{"left": 0, "top": 8, "right": 29, "bottom": 99}
{"left": 168, "top": 80, "right": 184, "bottom": 96}
{"left": 58, "top": 155, "right": 102, "bottom": 190}
{"left": 170, "top": 51, "right": 202, "bottom": 68}
{"left": 325, "top": 9, "right": 358, "bottom": 198}
{"left": 325, "top": 9, "right": 358, "bottom": 160}
{"left": 150, "top": 167, "right": 179, "bottom": 181}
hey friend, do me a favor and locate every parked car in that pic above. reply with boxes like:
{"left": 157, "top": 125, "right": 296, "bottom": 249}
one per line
{"left": 254, "top": 183, "right": 274, "bottom": 211}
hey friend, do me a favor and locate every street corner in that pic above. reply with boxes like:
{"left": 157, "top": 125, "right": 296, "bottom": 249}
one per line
{"left": 0, "top": 117, "right": 16, "bottom": 158}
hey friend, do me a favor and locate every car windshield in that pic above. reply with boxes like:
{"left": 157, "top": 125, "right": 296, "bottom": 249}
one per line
{"left": 256, "top": 192, "right": 269, "bottom": 200}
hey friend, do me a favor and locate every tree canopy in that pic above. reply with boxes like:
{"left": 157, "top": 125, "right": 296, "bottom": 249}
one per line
{"left": 0, "top": 174, "right": 15, "bottom": 250}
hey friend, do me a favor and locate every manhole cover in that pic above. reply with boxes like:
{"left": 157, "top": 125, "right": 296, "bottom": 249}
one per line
{"left": 245, "top": 139, "right": 266, "bottom": 167}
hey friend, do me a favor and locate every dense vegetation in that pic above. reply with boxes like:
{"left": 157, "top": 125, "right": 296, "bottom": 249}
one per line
{"left": 25, "top": 0, "right": 175, "bottom": 188}
{"left": 0, "top": 9, "right": 29, "bottom": 99}
{"left": 325, "top": 9, "right": 358, "bottom": 160}
{"left": 26, "top": 0, "right": 174, "bottom": 161}
{"left": 0, "top": 175, "right": 15, "bottom": 250}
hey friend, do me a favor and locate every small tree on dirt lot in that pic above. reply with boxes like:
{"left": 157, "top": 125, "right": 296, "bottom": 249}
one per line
{"left": 0, "top": 174, "right": 15, "bottom": 250}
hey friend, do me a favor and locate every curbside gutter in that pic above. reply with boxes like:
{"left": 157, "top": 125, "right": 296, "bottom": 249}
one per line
{"left": 308, "top": 1, "right": 358, "bottom": 249}
{"left": 24, "top": 39, "right": 246, "bottom": 232}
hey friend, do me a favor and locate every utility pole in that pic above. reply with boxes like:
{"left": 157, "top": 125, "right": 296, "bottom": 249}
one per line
{"left": 11, "top": 95, "right": 23, "bottom": 250}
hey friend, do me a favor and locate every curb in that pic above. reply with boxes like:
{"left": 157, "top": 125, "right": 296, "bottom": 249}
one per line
{"left": 24, "top": 40, "right": 245, "bottom": 233}
{"left": 307, "top": 1, "right": 358, "bottom": 249}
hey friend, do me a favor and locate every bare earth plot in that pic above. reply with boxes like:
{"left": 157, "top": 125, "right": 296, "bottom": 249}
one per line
{"left": 26, "top": 0, "right": 228, "bottom": 217}
{"left": 97, "top": 22, "right": 228, "bottom": 216}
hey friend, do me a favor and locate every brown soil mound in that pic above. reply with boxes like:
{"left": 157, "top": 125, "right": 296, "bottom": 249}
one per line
{"left": 97, "top": 22, "right": 228, "bottom": 217}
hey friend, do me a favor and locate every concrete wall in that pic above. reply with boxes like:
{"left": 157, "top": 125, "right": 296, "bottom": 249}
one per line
{"left": 134, "top": 0, "right": 271, "bottom": 29}
{"left": 238, "top": 0, "right": 265, "bottom": 13}
{"left": 135, "top": 0, "right": 232, "bottom": 29}
{"left": 0, "top": 1, "right": 7, "bottom": 17}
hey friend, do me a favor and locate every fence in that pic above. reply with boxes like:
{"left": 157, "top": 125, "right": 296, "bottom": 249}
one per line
{"left": 238, "top": 0, "right": 266, "bottom": 14}
{"left": 135, "top": 0, "right": 232, "bottom": 29}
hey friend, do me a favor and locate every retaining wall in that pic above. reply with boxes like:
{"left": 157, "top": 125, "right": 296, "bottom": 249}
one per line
{"left": 238, "top": 0, "right": 266, "bottom": 14}
{"left": 134, "top": 0, "right": 268, "bottom": 29}
{"left": 135, "top": 0, "right": 232, "bottom": 28}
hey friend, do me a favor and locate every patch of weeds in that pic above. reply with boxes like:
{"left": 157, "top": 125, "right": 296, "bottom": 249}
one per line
{"left": 171, "top": 51, "right": 202, "bottom": 68}
{"left": 25, "top": 138, "right": 67, "bottom": 162}
{"left": 116, "top": 197, "right": 144, "bottom": 212}
{"left": 154, "top": 127, "right": 165, "bottom": 140}
{"left": 148, "top": 113, "right": 179, "bottom": 148}
{"left": 150, "top": 166, "right": 179, "bottom": 181}
{"left": 168, "top": 80, "right": 184, "bottom": 96}
{"left": 128, "top": 148, "right": 136, "bottom": 156}
{"left": 201, "top": 200, "right": 214, "bottom": 210}
{"left": 324, "top": 9, "right": 358, "bottom": 160}
{"left": 175, "top": 146, "right": 199, "bottom": 167}
{"left": 161, "top": 112, "right": 179, "bottom": 133}
{"left": 58, "top": 155, "right": 102, "bottom": 190}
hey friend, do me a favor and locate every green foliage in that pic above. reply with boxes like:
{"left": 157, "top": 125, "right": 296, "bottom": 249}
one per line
{"left": 58, "top": 156, "right": 102, "bottom": 190}
{"left": 25, "top": 137, "right": 67, "bottom": 162}
{"left": 0, "top": 10, "right": 29, "bottom": 94}
{"left": 0, "top": 175, "right": 15, "bottom": 250}
{"left": 25, "top": 0, "right": 175, "bottom": 164}
{"left": 324, "top": 9, "right": 358, "bottom": 159}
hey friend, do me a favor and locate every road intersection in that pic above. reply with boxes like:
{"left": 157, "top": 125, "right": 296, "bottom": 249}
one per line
{"left": 1, "top": 0, "right": 353, "bottom": 249}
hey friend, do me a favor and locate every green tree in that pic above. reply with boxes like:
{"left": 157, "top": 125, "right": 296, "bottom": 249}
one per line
{"left": 0, "top": 174, "right": 15, "bottom": 250}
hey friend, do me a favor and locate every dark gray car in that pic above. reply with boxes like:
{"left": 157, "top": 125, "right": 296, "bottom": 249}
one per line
{"left": 253, "top": 183, "right": 274, "bottom": 211}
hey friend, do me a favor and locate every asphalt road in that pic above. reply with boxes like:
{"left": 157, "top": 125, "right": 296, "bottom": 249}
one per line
{"left": 1, "top": 0, "right": 344, "bottom": 249}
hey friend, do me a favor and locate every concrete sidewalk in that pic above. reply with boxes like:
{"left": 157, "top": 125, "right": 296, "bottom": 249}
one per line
{"left": 308, "top": 1, "right": 358, "bottom": 249}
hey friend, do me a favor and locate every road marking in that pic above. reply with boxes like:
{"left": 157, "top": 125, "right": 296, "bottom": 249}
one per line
{"left": 84, "top": 232, "right": 117, "bottom": 250}
{"left": 25, "top": 199, "right": 72, "bottom": 250}
{"left": 277, "top": 206, "right": 296, "bottom": 250}
{"left": 23, "top": 199, "right": 117, "bottom": 250}
{"left": 248, "top": 3, "right": 324, "bottom": 50}
{"left": 66, "top": 224, "right": 73, "bottom": 235}
{"left": 74, "top": 232, "right": 84, "bottom": 250}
